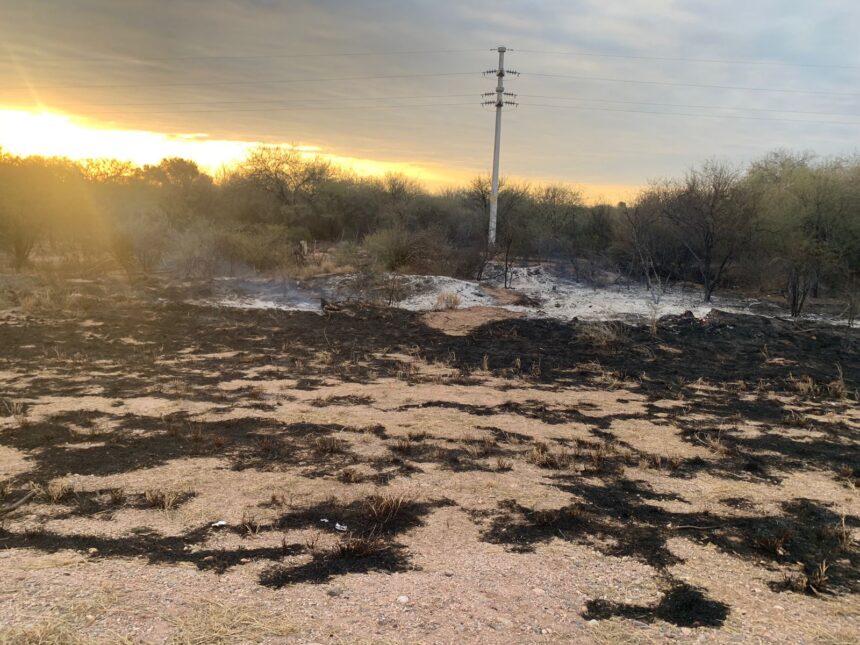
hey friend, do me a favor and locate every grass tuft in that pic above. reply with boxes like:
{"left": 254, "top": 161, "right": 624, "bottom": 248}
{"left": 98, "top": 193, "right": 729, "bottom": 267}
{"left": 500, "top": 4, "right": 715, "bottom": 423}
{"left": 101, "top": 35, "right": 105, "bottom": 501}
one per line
{"left": 144, "top": 488, "right": 183, "bottom": 511}
{"left": 314, "top": 436, "right": 347, "bottom": 455}
{"left": 365, "top": 492, "right": 411, "bottom": 528}
{"left": 332, "top": 532, "right": 386, "bottom": 559}
{"left": 526, "top": 442, "right": 571, "bottom": 470}
{"left": 434, "top": 291, "right": 462, "bottom": 310}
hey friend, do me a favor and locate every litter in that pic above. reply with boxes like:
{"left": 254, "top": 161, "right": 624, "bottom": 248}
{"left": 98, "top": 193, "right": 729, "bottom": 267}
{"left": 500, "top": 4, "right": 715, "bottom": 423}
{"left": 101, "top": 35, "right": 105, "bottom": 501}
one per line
{"left": 211, "top": 520, "right": 227, "bottom": 528}
{"left": 320, "top": 518, "right": 330, "bottom": 523}
{"left": 335, "top": 523, "right": 348, "bottom": 532}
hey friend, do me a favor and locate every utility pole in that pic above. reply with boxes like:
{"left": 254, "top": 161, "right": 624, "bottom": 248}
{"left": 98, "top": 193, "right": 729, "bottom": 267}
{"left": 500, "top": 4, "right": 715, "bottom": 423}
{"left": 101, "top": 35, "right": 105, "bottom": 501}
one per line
{"left": 483, "top": 47, "right": 517, "bottom": 247}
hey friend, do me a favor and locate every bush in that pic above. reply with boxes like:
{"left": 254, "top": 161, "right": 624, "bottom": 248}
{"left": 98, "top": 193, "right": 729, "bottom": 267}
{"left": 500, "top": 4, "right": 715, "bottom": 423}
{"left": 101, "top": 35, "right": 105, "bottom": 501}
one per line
{"left": 363, "top": 226, "right": 419, "bottom": 272}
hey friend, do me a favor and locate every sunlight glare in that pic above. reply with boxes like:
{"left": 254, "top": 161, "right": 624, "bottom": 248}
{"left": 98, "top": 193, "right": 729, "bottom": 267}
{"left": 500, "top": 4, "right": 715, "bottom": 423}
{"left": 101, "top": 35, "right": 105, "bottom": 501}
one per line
{"left": 0, "top": 108, "right": 455, "bottom": 186}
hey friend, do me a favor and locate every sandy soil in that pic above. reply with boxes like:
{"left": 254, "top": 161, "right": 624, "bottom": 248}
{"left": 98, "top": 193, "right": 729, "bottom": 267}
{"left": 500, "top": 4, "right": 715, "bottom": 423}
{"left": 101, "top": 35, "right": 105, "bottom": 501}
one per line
{"left": 0, "top": 278, "right": 858, "bottom": 644}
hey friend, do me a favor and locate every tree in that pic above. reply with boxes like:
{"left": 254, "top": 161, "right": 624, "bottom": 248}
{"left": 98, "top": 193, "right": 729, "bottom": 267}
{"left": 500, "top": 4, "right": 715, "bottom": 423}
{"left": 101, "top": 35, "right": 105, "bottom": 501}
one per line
{"left": 465, "top": 175, "right": 529, "bottom": 281}
{"left": 531, "top": 184, "right": 583, "bottom": 259}
{"left": 657, "top": 161, "right": 757, "bottom": 302}
{"left": 238, "top": 146, "right": 332, "bottom": 217}
{"left": 746, "top": 151, "right": 858, "bottom": 315}
{"left": 619, "top": 193, "right": 683, "bottom": 299}
{"left": 0, "top": 154, "right": 73, "bottom": 269}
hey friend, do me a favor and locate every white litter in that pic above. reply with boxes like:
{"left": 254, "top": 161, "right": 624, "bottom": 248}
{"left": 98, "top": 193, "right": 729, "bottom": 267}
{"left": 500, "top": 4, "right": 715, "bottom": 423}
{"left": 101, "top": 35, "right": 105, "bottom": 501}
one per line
{"left": 335, "top": 523, "right": 348, "bottom": 532}
{"left": 211, "top": 520, "right": 227, "bottom": 528}
{"left": 320, "top": 518, "right": 330, "bottom": 523}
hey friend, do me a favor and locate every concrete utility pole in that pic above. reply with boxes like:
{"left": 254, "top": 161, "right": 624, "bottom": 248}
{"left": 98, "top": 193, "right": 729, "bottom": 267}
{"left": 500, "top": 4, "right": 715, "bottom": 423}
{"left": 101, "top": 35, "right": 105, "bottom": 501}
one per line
{"left": 483, "top": 47, "right": 517, "bottom": 247}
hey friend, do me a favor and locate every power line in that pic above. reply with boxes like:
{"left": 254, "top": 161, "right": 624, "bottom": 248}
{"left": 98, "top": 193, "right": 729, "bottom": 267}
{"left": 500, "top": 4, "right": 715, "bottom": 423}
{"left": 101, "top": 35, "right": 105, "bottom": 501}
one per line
{"left": 0, "top": 48, "right": 488, "bottom": 65}
{"left": 52, "top": 93, "right": 477, "bottom": 109}
{"left": 0, "top": 71, "right": 481, "bottom": 92}
{"left": 4, "top": 45, "right": 854, "bottom": 71}
{"left": 36, "top": 90, "right": 859, "bottom": 119}
{"left": 521, "top": 94, "right": 860, "bottom": 118}
{"left": 83, "top": 101, "right": 479, "bottom": 117}
{"left": 30, "top": 92, "right": 859, "bottom": 121}
{"left": 519, "top": 102, "right": 860, "bottom": 126}
{"left": 526, "top": 72, "right": 860, "bottom": 97}
{"left": 518, "top": 49, "right": 860, "bottom": 71}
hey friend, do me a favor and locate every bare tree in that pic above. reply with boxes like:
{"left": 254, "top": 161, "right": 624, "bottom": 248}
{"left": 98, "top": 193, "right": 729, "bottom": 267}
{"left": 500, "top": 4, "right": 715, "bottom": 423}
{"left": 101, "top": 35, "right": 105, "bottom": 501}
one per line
{"left": 466, "top": 175, "right": 529, "bottom": 282}
{"left": 620, "top": 194, "right": 675, "bottom": 302}
{"left": 657, "top": 161, "right": 756, "bottom": 302}
{"left": 238, "top": 146, "right": 332, "bottom": 215}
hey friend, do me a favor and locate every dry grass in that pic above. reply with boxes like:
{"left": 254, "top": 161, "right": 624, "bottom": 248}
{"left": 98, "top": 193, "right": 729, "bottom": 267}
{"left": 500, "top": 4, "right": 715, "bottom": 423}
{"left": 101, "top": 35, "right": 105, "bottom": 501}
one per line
{"left": 338, "top": 468, "right": 365, "bottom": 484}
{"left": 755, "top": 529, "right": 792, "bottom": 556}
{"left": 32, "top": 481, "right": 74, "bottom": 504}
{"left": 0, "top": 588, "right": 130, "bottom": 645}
{"left": 167, "top": 601, "right": 293, "bottom": 645}
{"left": 785, "top": 560, "right": 830, "bottom": 595}
{"left": 0, "top": 619, "right": 111, "bottom": 645}
{"left": 314, "top": 435, "right": 347, "bottom": 455}
{"left": 695, "top": 429, "right": 732, "bottom": 455}
{"left": 107, "top": 488, "right": 126, "bottom": 505}
{"left": 391, "top": 438, "right": 414, "bottom": 456}
{"left": 434, "top": 291, "right": 462, "bottom": 310}
{"left": 365, "top": 492, "right": 411, "bottom": 528}
{"left": 494, "top": 457, "right": 513, "bottom": 472}
{"left": 788, "top": 373, "right": 818, "bottom": 397}
{"left": 0, "top": 617, "right": 64, "bottom": 644}
{"left": 0, "top": 480, "right": 13, "bottom": 502}
{"left": 19, "top": 287, "right": 86, "bottom": 316}
{"left": 579, "top": 321, "right": 629, "bottom": 347}
{"left": 144, "top": 488, "right": 183, "bottom": 510}
{"left": 526, "top": 442, "right": 572, "bottom": 469}
{"left": 1, "top": 398, "right": 29, "bottom": 428}
{"left": 827, "top": 364, "right": 847, "bottom": 399}
{"left": 240, "top": 511, "right": 265, "bottom": 536}
{"left": 822, "top": 515, "right": 853, "bottom": 551}
{"left": 332, "top": 532, "right": 386, "bottom": 559}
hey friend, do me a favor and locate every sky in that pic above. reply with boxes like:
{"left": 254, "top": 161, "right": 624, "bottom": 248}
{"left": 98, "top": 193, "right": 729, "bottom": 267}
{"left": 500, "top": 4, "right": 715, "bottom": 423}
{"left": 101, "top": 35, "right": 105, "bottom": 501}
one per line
{"left": 0, "top": 0, "right": 858, "bottom": 202}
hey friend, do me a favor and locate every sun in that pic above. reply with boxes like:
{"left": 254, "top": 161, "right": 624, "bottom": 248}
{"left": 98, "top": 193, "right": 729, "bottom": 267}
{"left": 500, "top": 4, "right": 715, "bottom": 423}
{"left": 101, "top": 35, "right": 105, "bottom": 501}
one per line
{"left": 0, "top": 108, "right": 254, "bottom": 170}
{"left": 0, "top": 107, "right": 462, "bottom": 187}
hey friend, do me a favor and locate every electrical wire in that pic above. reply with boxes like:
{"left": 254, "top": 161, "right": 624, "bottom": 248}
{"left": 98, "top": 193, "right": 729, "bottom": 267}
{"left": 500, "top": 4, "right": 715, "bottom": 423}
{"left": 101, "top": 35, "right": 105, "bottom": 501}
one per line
{"left": 518, "top": 102, "right": 860, "bottom": 126}
{"left": 526, "top": 72, "right": 860, "bottom": 98}
{"left": 0, "top": 48, "right": 488, "bottom": 64}
{"left": 520, "top": 94, "right": 860, "bottom": 118}
{"left": 0, "top": 71, "right": 481, "bottom": 92}
{"left": 55, "top": 93, "right": 477, "bottom": 109}
{"left": 84, "top": 101, "right": 479, "bottom": 117}
{"left": 518, "top": 49, "right": 860, "bottom": 71}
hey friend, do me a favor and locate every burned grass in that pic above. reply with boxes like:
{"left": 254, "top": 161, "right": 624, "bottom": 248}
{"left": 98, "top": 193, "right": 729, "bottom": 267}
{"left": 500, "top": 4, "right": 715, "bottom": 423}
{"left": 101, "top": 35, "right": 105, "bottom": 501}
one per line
{"left": 1, "top": 281, "right": 858, "bottom": 640}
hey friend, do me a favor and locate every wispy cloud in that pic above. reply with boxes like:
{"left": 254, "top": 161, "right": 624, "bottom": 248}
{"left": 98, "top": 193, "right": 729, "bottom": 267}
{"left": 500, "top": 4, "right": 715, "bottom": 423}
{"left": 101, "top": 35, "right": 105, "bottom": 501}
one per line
{"left": 0, "top": 0, "right": 857, "bottom": 195}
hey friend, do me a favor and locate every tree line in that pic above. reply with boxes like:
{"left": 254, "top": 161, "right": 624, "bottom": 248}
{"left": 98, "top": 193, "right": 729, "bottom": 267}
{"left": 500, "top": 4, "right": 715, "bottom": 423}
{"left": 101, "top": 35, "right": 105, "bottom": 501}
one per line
{"left": 0, "top": 146, "right": 857, "bottom": 315}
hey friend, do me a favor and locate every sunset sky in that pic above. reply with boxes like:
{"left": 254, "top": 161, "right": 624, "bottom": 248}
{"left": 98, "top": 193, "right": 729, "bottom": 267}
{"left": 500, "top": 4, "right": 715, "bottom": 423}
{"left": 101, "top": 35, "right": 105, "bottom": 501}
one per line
{"left": 1, "top": 1, "right": 858, "bottom": 202}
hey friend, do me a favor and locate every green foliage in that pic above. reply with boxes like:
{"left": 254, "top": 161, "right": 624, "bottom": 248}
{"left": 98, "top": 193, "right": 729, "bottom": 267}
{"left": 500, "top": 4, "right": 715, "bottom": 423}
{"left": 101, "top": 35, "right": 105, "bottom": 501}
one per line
{"left": 0, "top": 145, "right": 857, "bottom": 309}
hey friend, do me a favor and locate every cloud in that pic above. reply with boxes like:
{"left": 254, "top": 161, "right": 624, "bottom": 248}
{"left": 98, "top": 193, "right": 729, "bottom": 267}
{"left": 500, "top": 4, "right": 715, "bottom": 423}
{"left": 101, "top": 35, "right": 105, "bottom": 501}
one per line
{"left": 0, "top": 0, "right": 858, "bottom": 193}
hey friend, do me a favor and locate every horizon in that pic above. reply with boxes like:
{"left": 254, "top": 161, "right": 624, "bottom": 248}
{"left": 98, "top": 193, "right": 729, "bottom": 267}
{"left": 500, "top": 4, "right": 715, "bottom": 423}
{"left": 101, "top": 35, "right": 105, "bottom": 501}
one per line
{"left": 1, "top": 1, "right": 859, "bottom": 204}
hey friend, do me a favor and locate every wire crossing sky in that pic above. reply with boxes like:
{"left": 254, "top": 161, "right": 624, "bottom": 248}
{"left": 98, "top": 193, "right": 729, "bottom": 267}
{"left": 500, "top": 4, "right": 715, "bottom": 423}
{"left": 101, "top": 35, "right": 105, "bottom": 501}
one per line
{"left": 0, "top": 0, "right": 858, "bottom": 201}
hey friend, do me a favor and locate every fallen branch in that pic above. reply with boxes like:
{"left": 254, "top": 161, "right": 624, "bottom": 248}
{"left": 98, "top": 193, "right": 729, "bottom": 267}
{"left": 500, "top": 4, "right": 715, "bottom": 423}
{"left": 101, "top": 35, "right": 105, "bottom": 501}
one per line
{"left": 0, "top": 491, "right": 36, "bottom": 516}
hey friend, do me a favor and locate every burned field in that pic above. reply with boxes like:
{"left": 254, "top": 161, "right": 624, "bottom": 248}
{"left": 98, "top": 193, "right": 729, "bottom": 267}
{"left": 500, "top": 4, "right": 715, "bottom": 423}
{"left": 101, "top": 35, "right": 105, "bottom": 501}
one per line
{"left": 0, "top": 284, "right": 858, "bottom": 643}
